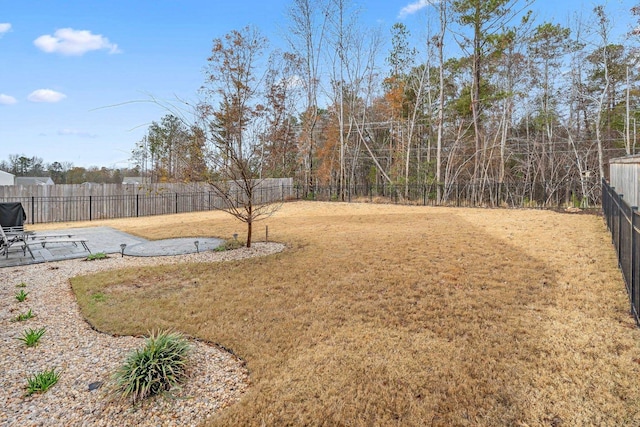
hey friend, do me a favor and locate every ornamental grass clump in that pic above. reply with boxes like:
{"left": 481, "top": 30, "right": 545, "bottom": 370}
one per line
{"left": 15, "top": 289, "right": 29, "bottom": 302}
{"left": 13, "top": 309, "right": 34, "bottom": 322}
{"left": 17, "top": 327, "right": 46, "bottom": 347}
{"left": 112, "top": 330, "right": 190, "bottom": 404}
{"left": 25, "top": 368, "right": 60, "bottom": 396}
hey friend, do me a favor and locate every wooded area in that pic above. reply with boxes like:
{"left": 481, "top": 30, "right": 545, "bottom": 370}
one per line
{"left": 130, "top": 0, "right": 638, "bottom": 207}
{"left": 3, "top": 1, "right": 639, "bottom": 207}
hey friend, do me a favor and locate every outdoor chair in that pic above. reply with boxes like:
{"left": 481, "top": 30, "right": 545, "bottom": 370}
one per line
{"left": 0, "top": 224, "right": 34, "bottom": 259}
{"left": 0, "top": 202, "right": 32, "bottom": 259}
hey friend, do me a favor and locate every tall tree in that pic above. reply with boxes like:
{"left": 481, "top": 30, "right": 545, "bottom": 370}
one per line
{"left": 435, "top": 0, "right": 449, "bottom": 203}
{"left": 452, "top": 0, "right": 533, "bottom": 186}
{"left": 260, "top": 51, "right": 301, "bottom": 178}
{"left": 591, "top": 5, "right": 612, "bottom": 181}
{"left": 8, "top": 155, "right": 45, "bottom": 176}
{"left": 286, "top": 0, "right": 328, "bottom": 194}
{"left": 525, "top": 23, "right": 574, "bottom": 192}
{"left": 384, "top": 22, "right": 421, "bottom": 197}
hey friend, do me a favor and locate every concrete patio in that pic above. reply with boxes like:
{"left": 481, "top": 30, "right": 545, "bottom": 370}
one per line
{"left": 0, "top": 226, "right": 224, "bottom": 268}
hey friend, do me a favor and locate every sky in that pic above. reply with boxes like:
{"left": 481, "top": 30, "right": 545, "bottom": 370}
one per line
{"left": 0, "top": 0, "right": 635, "bottom": 170}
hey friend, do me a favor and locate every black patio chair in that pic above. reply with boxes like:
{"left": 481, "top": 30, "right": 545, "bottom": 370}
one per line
{"left": 0, "top": 202, "right": 32, "bottom": 259}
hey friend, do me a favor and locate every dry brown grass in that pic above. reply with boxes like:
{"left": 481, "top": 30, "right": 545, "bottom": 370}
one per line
{"left": 65, "top": 202, "right": 640, "bottom": 426}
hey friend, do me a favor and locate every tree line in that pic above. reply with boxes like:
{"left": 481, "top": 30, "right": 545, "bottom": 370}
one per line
{"left": 5, "top": 1, "right": 639, "bottom": 207}
{"left": 129, "top": 0, "right": 639, "bottom": 206}
{"left": 0, "top": 154, "right": 138, "bottom": 184}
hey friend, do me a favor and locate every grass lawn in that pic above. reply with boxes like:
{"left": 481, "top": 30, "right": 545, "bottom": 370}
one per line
{"left": 60, "top": 201, "right": 640, "bottom": 426}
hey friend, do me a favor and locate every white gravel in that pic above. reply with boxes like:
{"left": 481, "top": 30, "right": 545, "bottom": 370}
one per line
{"left": 0, "top": 242, "right": 286, "bottom": 427}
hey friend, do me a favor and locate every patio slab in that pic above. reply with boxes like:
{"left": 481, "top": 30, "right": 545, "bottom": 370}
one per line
{"left": 0, "top": 226, "right": 224, "bottom": 268}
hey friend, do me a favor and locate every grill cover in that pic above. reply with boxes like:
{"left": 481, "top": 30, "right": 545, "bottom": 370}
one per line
{"left": 0, "top": 202, "right": 26, "bottom": 227}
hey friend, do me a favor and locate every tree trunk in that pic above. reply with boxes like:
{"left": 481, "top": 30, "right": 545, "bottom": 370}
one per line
{"left": 436, "top": 0, "right": 446, "bottom": 204}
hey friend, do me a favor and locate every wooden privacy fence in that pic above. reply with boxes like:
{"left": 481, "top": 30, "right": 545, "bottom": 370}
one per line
{"left": 609, "top": 155, "right": 640, "bottom": 209}
{"left": 0, "top": 178, "right": 293, "bottom": 224}
{"left": 0, "top": 178, "right": 292, "bottom": 198}
{"left": 602, "top": 178, "right": 640, "bottom": 325}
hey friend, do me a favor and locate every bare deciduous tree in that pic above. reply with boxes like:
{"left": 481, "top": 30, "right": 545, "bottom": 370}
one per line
{"left": 199, "top": 26, "right": 280, "bottom": 248}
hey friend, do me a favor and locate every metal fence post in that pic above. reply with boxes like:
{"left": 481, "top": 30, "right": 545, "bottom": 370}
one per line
{"left": 89, "top": 195, "right": 92, "bottom": 221}
{"left": 136, "top": 194, "right": 139, "bottom": 217}
{"left": 632, "top": 207, "right": 638, "bottom": 322}
{"left": 619, "top": 194, "right": 624, "bottom": 259}
{"left": 31, "top": 196, "right": 35, "bottom": 224}
{"left": 610, "top": 186, "right": 616, "bottom": 240}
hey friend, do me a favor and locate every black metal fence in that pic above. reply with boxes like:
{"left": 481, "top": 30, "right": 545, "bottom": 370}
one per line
{"left": 602, "top": 178, "right": 640, "bottom": 325}
{"left": 298, "top": 180, "right": 599, "bottom": 209}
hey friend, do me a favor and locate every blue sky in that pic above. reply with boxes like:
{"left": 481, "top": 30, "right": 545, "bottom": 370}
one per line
{"left": 0, "top": 0, "right": 635, "bottom": 169}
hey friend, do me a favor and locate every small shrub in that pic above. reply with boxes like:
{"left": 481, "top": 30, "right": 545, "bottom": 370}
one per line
{"left": 86, "top": 252, "right": 108, "bottom": 261}
{"left": 18, "top": 327, "right": 46, "bottom": 347}
{"left": 112, "top": 330, "right": 191, "bottom": 404}
{"left": 25, "top": 368, "right": 60, "bottom": 396}
{"left": 15, "top": 290, "right": 29, "bottom": 302}
{"left": 16, "top": 282, "right": 27, "bottom": 288}
{"left": 214, "top": 238, "right": 244, "bottom": 252}
{"left": 13, "top": 309, "right": 34, "bottom": 322}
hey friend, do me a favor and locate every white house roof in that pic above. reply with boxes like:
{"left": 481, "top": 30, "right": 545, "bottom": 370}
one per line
{"left": 14, "top": 177, "right": 54, "bottom": 185}
{"left": 0, "top": 170, "right": 15, "bottom": 186}
{"left": 122, "top": 177, "right": 144, "bottom": 184}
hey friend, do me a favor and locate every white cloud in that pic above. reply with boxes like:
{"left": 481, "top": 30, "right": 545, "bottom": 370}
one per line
{"left": 0, "top": 23, "right": 11, "bottom": 36}
{"left": 0, "top": 94, "right": 17, "bottom": 105}
{"left": 398, "top": 0, "right": 436, "bottom": 18}
{"left": 58, "top": 129, "right": 97, "bottom": 138}
{"left": 28, "top": 89, "right": 67, "bottom": 103}
{"left": 34, "top": 28, "right": 120, "bottom": 56}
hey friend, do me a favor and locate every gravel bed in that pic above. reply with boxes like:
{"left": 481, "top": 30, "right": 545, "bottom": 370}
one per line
{"left": 0, "top": 242, "right": 286, "bottom": 426}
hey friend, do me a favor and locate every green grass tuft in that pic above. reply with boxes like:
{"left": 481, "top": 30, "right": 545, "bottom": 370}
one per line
{"left": 25, "top": 368, "right": 60, "bottom": 396}
{"left": 15, "top": 289, "right": 29, "bottom": 302}
{"left": 86, "top": 252, "right": 108, "bottom": 261}
{"left": 91, "top": 292, "right": 107, "bottom": 303}
{"left": 214, "top": 238, "right": 244, "bottom": 252}
{"left": 17, "top": 327, "right": 46, "bottom": 347}
{"left": 13, "top": 309, "right": 34, "bottom": 322}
